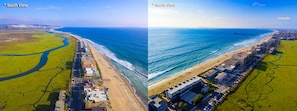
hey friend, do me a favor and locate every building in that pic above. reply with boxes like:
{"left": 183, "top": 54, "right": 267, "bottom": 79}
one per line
{"left": 214, "top": 65, "right": 226, "bottom": 72}
{"left": 180, "top": 90, "right": 198, "bottom": 105}
{"left": 81, "top": 59, "right": 96, "bottom": 68}
{"left": 84, "top": 68, "right": 98, "bottom": 77}
{"left": 54, "top": 90, "right": 66, "bottom": 111}
{"left": 84, "top": 88, "right": 108, "bottom": 103}
{"left": 215, "top": 85, "right": 230, "bottom": 94}
{"left": 165, "top": 77, "right": 202, "bottom": 99}
{"left": 231, "top": 52, "right": 251, "bottom": 66}
{"left": 214, "top": 72, "right": 227, "bottom": 84}
{"left": 221, "top": 59, "right": 239, "bottom": 73}
{"left": 268, "top": 47, "right": 276, "bottom": 54}
{"left": 203, "top": 69, "right": 218, "bottom": 79}
{"left": 149, "top": 96, "right": 167, "bottom": 111}
{"left": 58, "top": 90, "right": 66, "bottom": 101}
{"left": 201, "top": 84, "right": 210, "bottom": 93}
{"left": 54, "top": 101, "right": 64, "bottom": 111}
{"left": 91, "top": 107, "right": 107, "bottom": 111}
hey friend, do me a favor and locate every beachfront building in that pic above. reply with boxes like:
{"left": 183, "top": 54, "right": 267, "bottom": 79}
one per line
{"left": 221, "top": 59, "right": 239, "bottom": 73}
{"left": 84, "top": 88, "right": 108, "bottom": 102}
{"left": 165, "top": 77, "right": 202, "bottom": 99}
{"left": 214, "top": 65, "right": 226, "bottom": 72}
{"left": 214, "top": 72, "right": 227, "bottom": 84}
{"left": 84, "top": 87, "right": 108, "bottom": 109}
{"left": 277, "top": 31, "right": 297, "bottom": 40}
{"left": 84, "top": 67, "right": 98, "bottom": 77}
{"left": 81, "top": 55, "right": 96, "bottom": 68}
{"left": 203, "top": 69, "right": 218, "bottom": 79}
{"left": 148, "top": 96, "right": 168, "bottom": 111}
{"left": 231, "top": 52, "right": 252, "bottom": 66}
{"left": 81, "top": 53, "right": 99, "bottom": 77}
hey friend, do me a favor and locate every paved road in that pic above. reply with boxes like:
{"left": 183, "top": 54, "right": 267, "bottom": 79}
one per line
{"left": 70, "top": 41, "right": 83, "bottom": 111}
{"left": 191, "top": 94, "right": 212, "bottom": 111}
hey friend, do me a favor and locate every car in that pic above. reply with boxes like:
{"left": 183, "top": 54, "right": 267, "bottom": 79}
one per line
{"left": 203, "top": 104, "right": 213, "bottom": 111}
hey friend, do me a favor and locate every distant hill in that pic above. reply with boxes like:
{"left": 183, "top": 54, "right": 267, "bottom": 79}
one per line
{"left": 0, "top": 24, "right": 60, "bottom": 29}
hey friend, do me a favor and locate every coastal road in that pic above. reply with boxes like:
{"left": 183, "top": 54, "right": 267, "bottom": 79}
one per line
{"left": 191, "top": 94, "right": 212, "bottom": 111}
{"left": 70, "top": 41, "right": 83, "bottom": 111}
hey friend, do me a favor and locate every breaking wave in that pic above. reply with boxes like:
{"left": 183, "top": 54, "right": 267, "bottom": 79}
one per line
{"left": 86, "top": 39, "right": 136, "bottom": 71}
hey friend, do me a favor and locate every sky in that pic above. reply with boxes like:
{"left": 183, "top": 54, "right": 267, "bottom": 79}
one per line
{"left": 0, "top": 0, "right": 147, "bottom": 27}
{"left": 149, "top": 0, "right": 297, "bottom": 29}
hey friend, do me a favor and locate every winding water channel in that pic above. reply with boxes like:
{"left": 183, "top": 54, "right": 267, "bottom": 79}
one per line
{"left": 0, "top": 34, "right": 69, "bottom": 81}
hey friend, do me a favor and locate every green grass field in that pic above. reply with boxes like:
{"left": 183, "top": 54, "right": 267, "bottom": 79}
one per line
{"left": 216, "top": 40, "right": 297, "bottom": 111}
{"left": 0, "top": 31, "right": 76, "bottom": 111}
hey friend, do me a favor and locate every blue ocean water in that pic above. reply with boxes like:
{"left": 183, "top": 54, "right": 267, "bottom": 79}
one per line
{"left": 57, "top": 27, "right": 148, "bottom": 104}
{"left": 148, "top": 28, "right": 274, "bottom": 85}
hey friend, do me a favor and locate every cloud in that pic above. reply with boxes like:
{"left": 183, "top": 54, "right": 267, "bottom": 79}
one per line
{"left": 104, "top": 5, "right": 112, "bottom": 9}
{"left": 277, "top": 16, "right": 290, "bottom": 20}
{"left": 252, "top": 2, "right": 266, "bottom": 7}
{"left": 36, "top": 5, "right": 60, "bottom": 10}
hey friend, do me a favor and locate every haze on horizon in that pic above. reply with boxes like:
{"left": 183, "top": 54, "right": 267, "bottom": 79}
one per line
{"left": 0, "top": 0, "right": 147, "bottom": 27}
{"left": 149, "top": 0, "right": 297, "bottom": 29}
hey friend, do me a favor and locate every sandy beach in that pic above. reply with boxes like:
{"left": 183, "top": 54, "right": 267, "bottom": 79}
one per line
{"left": 87, "top": 41, "right": 146, "bottom": 111}
{"left": 148, "top": 33, "right": 275, "bottom": 96}
{"left": 52, "top": 30, "right": 146, "bottom": 111}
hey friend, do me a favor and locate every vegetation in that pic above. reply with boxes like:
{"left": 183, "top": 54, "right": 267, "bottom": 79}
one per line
{"left": 0, "top": 32, "right": 64, "bottom": 54}
{"left": 193, "top": 94, "right": 203, "bottom": 105}
{"left": 0, "top": 54, "right": 40, "bottom": 77}
{"left": 216, "top": 40, "right": 297, "bottom": 111}
{"left": 0, "top": 31, "right": 76, "bottom": 111}
{"left": 177, "top": 102, "right": 189, "bottom": 111}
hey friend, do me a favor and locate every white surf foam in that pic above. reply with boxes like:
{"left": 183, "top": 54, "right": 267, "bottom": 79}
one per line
{"left": 233, "top": 38, "right": 257, "bottom": 47}
{"left": 233, "top": 33, "right": 271, "bottom": 47}
{"left": 148, "top": 67, "right": 174, "bottom": 80}
{"left": 86, "top": 39, "right": 136, "bottom": 71}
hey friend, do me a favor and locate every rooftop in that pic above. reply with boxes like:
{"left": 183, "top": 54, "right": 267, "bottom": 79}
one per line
{"left": 204, "top": 69, "right": 218, "bottom": 77}
{"left": 54, "top": 101, "right": 64, "bottom": 111}
{"left": 180, "top": 90, "right": 198, "bottom": 104}
{"left": 222, "top": 59, "right": 239, "bottom": 67}
{"left": 232, "top": 52, "right": 249, "bottom": 59}
{"left": 215, "top": 72, "right": 227, "bottom": 80}
{"left": 58, "top": 90, "right": 66, "bottom": 101}
{"left": 166, "top": 76, "right": 201, "bottom": 95}
{"left": 149, "top": 96, "right": 165, "bottom": 108}
{"left": 84, "top": 88, "right": 108, "bottom": 103}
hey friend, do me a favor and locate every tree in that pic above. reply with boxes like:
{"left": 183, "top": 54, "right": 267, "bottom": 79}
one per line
{"left": 178, "top": 102, "right": 184, "bottom": 108}
{"left": 182, "top": 103, "right": 188, "bottom": 110}
{"left": 193, "top": 94, "right": 203, "bottom": 105}
{"left": 183, "top": 103, "right": 187, "bottom": 108}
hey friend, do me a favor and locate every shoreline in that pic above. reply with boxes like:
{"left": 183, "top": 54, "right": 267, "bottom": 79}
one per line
{"left": 50, "top": 29, "right": 146, "bottom": 111}
{"left": 148, "top": 31, "right": 276, "bottom": 96}
{"left": 88, "top": 40, "right": 147, "bottom": 106}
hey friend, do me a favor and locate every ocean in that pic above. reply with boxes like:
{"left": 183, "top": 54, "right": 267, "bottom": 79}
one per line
{"left": 56, "top": 27, "right": 148, "bottom": 104}
{"left": 148, "top": 28, "right": 274, "bottom": 86}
